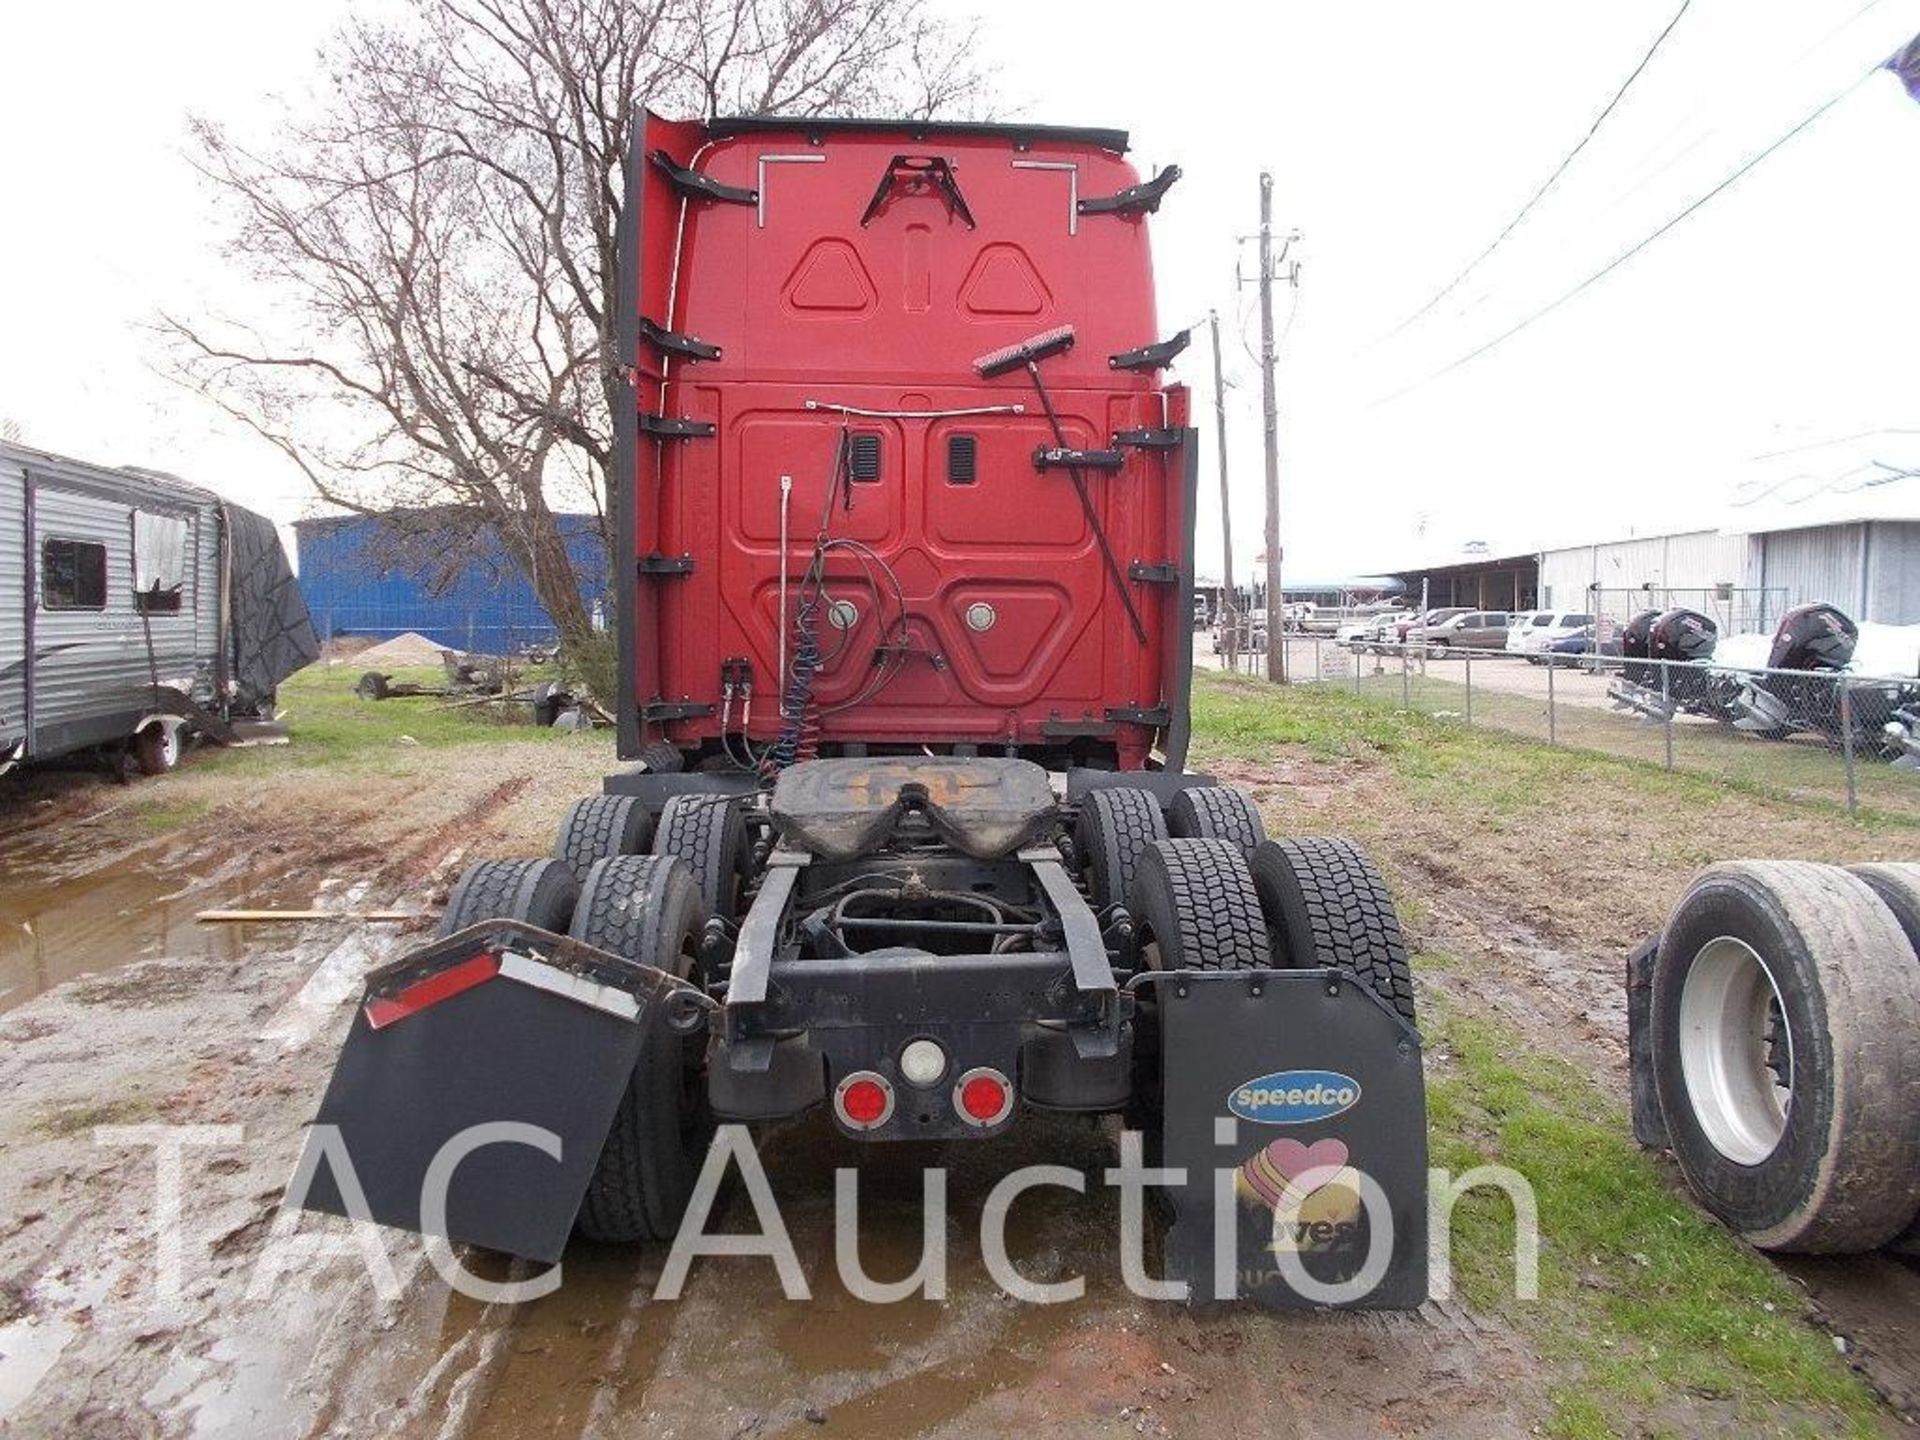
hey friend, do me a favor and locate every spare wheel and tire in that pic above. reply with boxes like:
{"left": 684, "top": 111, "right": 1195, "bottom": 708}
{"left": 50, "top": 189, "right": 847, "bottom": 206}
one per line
{"left": 1649, "top": 861, "right": 1920, "bottom": 1253}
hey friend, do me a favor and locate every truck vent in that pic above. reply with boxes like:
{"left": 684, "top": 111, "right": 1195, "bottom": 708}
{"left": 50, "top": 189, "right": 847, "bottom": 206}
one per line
{"left": 947, "top": 434, "right": 977, "bottom": 485}
{"left": 849, "top": 431, "right": 882, "bottom": 482}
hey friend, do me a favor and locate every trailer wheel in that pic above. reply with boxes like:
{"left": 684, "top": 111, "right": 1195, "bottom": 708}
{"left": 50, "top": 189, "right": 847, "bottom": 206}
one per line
{"left": 552, "top": 795, "right": 656, "bottom": 882}
{"left": 131, "top": 723, "right": 181, "bottom": 777}
{"left": 570, "top": 855, "right": 712, "bottom": 1243}
{"left": 355, "top": 671, "right": 390, "bottom": 701}
{"left": 652, "top": 794, "right": 748, "bottom": 921}
{"left": 1249, "top": 839, "right": 1415, "bottom": 1025}
{"left": 1167, "top": 785, "right": 1266, "bottom": 851}
{"left": 1651, "top": 861, "right": 1920, "bottom": 1252}
{"left": 1849, "top": 864, "right": 1920, "bottom": 956}
{"left": 636, "top": 740, "right": 685, "bottom": 774}
{"left": 1130, "top": 839, "right": 1271, "bottom": 972}
{"left": 1076, "top": 787, "right": 1167, "bottom": 912}
{"left": 1848, "top": 864, "right": 1920, "bottom": 1252}
{"left": 437, "top": 857, "right": 579, "bottom": 938}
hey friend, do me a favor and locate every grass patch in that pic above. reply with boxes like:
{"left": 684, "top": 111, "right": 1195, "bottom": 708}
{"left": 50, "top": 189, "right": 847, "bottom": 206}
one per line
{"left": 34, "top": 1094, "right": 157, "bottom": 1138}
{"left": 129, "top": 794, "right": 214, "bottom": 835}
{"left": 1191, "top": 671, "right": 1920, "bottom": 834}
{"left": 203, "top": 661, "right": 586, "bottom": 774}
{"left": 1426, "top": 997, "right": 1878, "bottom": 1436}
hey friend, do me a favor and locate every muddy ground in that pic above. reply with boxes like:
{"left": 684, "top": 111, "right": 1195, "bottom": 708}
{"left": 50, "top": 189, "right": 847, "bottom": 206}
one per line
{"left": 0, "top": 699, "right": 1912, "bottom": 1437}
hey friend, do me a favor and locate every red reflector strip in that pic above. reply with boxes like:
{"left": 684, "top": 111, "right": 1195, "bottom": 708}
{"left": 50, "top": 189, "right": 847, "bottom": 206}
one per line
{"left": 364, "top": 952, "right": 500, "bottom": 1030}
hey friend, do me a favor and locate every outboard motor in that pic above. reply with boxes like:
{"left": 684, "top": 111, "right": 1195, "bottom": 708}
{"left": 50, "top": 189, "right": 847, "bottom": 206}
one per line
{"left": 1619, "top": 609, "right": 1659, "bottom": 687}
{"left": 1649, "top": 608, "right": 1717, "bottom": 710}
{"left": 1649, "top": 608, "right": 1717, "bottom": 665}
{"left": 1737, "top": 604, "right": 1859, "bottom": 738}
{"left": 1767, "top": 603, "right": 1857, "bottom": 673}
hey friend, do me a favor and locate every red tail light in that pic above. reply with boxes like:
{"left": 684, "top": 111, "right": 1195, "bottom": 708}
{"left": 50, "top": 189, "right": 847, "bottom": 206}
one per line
{"left": 834, "top": 1071, "right": 895, "bottom": 1130}
{"left": 954, "top": 1067, "right": 1013, "bottom": 1127}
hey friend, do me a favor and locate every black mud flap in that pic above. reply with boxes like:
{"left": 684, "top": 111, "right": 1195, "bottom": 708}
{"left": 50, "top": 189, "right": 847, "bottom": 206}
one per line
{"left": 1625, "top": 935, "right": 1667, "bottom": 1149}
{"left": 1152, "top": 969, "right": 1428, "bottom": 1309}
{"left": 298, "top": 923, "right": 701, "bottom": 1264}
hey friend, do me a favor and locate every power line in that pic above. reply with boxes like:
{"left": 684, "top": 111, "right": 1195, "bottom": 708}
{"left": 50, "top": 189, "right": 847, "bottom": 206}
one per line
{"left": 1382, "top": 0, "right": 1695, "bottom": 340}
{"left": 1377, "top": 61, "right": 1884, "bottom": 406}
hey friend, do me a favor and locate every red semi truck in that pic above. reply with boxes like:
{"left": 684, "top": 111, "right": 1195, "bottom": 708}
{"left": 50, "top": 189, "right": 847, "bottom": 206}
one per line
{"left": 299, "top": 111, "right": 1429, "bottom": 1308}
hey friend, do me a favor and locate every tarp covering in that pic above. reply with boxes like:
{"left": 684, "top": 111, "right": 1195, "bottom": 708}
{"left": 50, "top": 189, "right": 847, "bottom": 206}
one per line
{"left": 1888, "top": 32, "right": 1920, "bottom": 103}
{"left": 224, "top": 504, "right": 319, "bottom": 711}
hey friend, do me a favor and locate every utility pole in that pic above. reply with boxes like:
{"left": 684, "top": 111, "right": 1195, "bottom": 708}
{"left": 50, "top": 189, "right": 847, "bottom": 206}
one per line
{"left": 1208, "top": 311, "right": 1237, "bottom": 670}
{"left": 1256, "top": 172, "right": 1285, "bottom": 683}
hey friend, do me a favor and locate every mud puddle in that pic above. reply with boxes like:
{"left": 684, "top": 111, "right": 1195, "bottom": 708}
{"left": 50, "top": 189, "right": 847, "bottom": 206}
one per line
{"left": 0, "top": 825, "right": 307, "bottom": 1014}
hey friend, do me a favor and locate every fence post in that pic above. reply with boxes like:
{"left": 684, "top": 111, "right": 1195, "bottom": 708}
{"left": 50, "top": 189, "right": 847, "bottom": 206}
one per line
{"left": 1546, "top": 655, "right": 1556, "bottom": 745}
{"left": 1661, "top": 661, "right": 1673, "bottom": 771}
{"left": 1401, "top": 649, "right": 1411, "bottom": 711}
{"left": 1464, "top": 651, "right": 1472, "bottom": 725}
{"left": 1840, "top": 678, "right": 1858, "bottom": 817}
{"left": 1315, "top": 639, "right": 1323, "bottom": 683}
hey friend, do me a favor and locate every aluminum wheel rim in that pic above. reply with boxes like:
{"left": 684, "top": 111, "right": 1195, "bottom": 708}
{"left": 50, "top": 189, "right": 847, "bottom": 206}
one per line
{"left": 1678, "top": 936, "right": 1793, "bottom": 1165}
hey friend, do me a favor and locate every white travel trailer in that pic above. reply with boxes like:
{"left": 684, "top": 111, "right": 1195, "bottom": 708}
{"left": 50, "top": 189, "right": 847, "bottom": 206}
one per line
{"left": 0, "top": 441, "right": 316, "bottom": 778}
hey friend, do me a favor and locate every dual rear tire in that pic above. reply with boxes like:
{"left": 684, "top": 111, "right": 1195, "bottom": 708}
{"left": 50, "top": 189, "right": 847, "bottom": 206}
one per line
{"left": 439, "top": 831, "right": 719, "bottom": 1245}
{"left": 1088, "top": 785, "right": 1412, "bottom": 1023}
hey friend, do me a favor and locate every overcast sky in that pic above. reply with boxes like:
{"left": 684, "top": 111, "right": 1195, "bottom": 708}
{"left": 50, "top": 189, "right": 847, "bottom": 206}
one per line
{"left": 3, "top": 1, "right": 1917, "bottom": 582}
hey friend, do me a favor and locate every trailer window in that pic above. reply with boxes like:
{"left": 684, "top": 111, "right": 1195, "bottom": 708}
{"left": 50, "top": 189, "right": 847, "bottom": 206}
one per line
{"left": 133, "top": 511, "right": 189, "bottom": 613}
{"left": 42, "top": 538, "right": 108, "bottom": 610}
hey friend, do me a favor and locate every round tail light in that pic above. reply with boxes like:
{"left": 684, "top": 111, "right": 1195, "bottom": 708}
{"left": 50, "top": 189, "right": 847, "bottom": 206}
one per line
{"left": 953, "top": 1067, "right": 1013, "bottom": 1127}
{"left": 834, "top": 1071, "right": 894, "bottom": 1130}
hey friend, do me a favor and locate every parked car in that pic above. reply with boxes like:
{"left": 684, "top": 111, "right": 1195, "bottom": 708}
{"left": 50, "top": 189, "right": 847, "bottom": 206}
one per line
{"left": 1338, "top": 610, "right": 1413, "bottom": 651}
{"left": 1542, "top": 626, "right": 1594, "bottom": 667}
{"left": 1417, "top": 610, "right": 1511, "bottom": 654}
{"left": 1508, "top": 610, "right": 1594, "bottom": 660}
{"left": 1396, "top": 607, "right": 1469, "bottom": 643}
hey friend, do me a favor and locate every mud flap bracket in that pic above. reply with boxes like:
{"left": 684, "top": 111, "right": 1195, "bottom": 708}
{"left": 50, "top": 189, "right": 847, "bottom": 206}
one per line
{"left": 1144, "top": 968, "right": 1429, "bottom": 1309}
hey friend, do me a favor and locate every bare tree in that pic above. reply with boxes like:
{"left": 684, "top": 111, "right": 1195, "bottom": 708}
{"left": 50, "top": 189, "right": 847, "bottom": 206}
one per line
{"left": 166, "top": 0, "right": 988, "bottom": 648}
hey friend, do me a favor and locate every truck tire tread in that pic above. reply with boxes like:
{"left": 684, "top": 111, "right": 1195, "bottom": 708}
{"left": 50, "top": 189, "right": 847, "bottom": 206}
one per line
{"left": 1250, "top": 838, "right": 1415, "bottom": 1024}
{"left": 1132, "top": 839, "right": 1271, "bottom": 971}
{"left": 1167, "top": 785, "right": 1266, "bottom": 851}
{"left": 553, "top": 795, "right": 656, "bottom": 882}
{"left": 438, "top": 857, "right": 579, "bottom": 937}
{"left": 1076, "top": 787, "right": 1167, "bottom": 912}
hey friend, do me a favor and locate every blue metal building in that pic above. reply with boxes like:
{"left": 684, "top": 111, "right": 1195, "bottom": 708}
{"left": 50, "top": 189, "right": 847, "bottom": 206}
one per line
{"left": 295, "top": 511, "right": 608, "bottom": 651}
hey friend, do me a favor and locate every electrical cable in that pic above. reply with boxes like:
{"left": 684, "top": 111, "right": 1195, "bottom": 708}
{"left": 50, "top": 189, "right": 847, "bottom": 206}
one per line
{"left": 1382, "top": 0, "right": 1695, "bottom": 341}
{"left": 1376, "top": 61, "right": 1884, "bottom": 405}
{"left": 759, "top": 431, "right": 915, "bottom": 771}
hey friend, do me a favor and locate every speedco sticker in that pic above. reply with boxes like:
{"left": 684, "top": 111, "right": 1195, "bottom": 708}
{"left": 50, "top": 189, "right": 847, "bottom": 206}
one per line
{"left": 1227, "top": 1069, "right": 1362, "bottom": 1125}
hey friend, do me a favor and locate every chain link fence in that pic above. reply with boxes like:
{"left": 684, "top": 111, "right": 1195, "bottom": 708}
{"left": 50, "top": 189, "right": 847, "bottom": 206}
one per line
{"left": 1205, "top": 635, "right": 1920, "bottom": 820}
{"left": 1585, "top": 587, "right": 1788, "bottom": 641}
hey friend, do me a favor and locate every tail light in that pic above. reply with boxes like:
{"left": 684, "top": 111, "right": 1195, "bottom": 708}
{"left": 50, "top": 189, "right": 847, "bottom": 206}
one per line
{"left": 834, "top": 1071, "right": 895, "bottom": 1131}
{"left": 953, "top": 1067, "right": 1013, "bottom": 1127}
